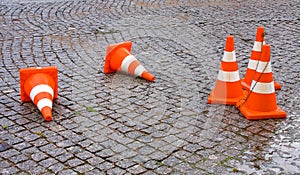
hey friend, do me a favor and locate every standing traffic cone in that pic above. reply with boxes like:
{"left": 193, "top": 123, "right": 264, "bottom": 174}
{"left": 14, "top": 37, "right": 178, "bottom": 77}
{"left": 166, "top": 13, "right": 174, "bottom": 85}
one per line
{"left": 208, "top": 36, "right": 245, "bottom": 105}
{"left": 237, "top": 44, "right": 286, "bottom": 120}
{"left": 20, "top": 66, "right": 58, "bottom": 122}
{"left": 241, "top": 26, "right": 282, "bottom": 90}
{"left": 104, "top": 41, "right": 155, "bottom": 82}
{"left": 241, "top": 26, "right": 265, "bottom": 90}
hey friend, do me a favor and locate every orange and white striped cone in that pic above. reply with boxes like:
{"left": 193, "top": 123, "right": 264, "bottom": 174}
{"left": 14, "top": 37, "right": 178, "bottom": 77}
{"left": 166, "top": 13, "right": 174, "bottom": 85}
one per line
{"left": 237, "top": 44, "right": 286, "bottom": 120}
{"left": 104, "top": 41, "right": 155, "bottom": 82}
{"left": 241, "top": 26, "right": 265, "bottom": 90}
{"left": 207, "top": 36, "right": 245, "bottom": 105}
{"left": 20, "top": 66, "right": 58, "bottom": 122}
{"left": 241, "top": 26, "right": 282, "bottom": 90}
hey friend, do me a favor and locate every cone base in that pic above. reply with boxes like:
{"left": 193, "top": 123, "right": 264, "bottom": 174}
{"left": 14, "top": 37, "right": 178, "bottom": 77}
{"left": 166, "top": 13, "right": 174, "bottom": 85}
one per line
{"left": 241, "top": 78, "right": 282, "bottom": 91}
{"left": 104, "top": 41, "right": 132, "bottom": 74}
{"left": 207, "top": 89, "right": 247, "bottom": 105}
{"left": 238, "top": 104, "right": 286, "bottom": 120}
{"left": 20, "top": 66, "right": 58, "bottom": 102}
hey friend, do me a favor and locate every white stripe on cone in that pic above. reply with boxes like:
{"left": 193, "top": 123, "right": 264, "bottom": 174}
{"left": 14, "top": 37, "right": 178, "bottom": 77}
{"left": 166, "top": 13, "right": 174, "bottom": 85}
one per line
{"left": 222, "top": 51, "right": 236, "bottom": 62}
{"left": 247, "top": 59, "right": 258, "bottom": 70}
{"left": 30, "top": 84, "right": 54, "bottom": 102}
{"left": 256, "top": 61, "right": 272, "bottom": 73}
{"left": 37, "top": 98, "right": 53, "bottom": 111}
{"left": 252, "top": 41, "right": 265, "bottom": 52}
{"left": 134, "top": 65, "right": 146, "bottom": 77}
{"left": 217, "top": 70, "right": 240, "bottom": 82}
{"left": 121, "top": 55, "right": 136, "bottom": 72}
{"left": 250, "top": 80, "right": 275, "bottom": 94}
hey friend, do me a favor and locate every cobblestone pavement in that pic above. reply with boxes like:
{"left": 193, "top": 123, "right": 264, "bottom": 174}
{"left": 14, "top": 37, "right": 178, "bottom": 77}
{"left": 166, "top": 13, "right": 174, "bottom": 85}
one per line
{"left": 0, "top": 0, "right": 299, "bottom": 174}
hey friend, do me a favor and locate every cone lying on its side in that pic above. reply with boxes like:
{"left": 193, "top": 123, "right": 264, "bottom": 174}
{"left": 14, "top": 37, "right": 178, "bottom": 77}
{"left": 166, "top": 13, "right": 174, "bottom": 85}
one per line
{"left": 20, "top": 66, "right": 58, "bottom": 122}
{"left": 237, "top": 44, "right": 286, "bottom": 120}
{"left": 208, "top": 35, "right": 245, "bottom": 105}
{"left": 104, "top": 41, "right": 155, "bottom": 82}
{"left": 241, "top": 26, "right": 282, "bottom": 90}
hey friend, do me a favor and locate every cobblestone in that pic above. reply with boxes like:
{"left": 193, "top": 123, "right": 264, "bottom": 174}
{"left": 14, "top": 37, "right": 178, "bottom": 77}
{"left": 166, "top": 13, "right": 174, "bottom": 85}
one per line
{"left": 1, "top": 0, "right": 299, "bottom": 174}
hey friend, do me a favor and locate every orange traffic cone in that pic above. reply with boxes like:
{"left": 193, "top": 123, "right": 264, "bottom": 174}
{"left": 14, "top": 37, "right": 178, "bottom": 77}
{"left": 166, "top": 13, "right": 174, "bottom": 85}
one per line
{"left": 241, "top": 26, "right": 282, "bottom": 90}
{"left": 208, "top": 36, "right": 245, "bottom": 105}
{"left": 237, "top": 44, "right": 286, "bottom": 120}
{"left": 104, "top": 41, "right": 155, "bottom": 82}
{"left": 20, "top": 66, "right": 58, "bottom": 122}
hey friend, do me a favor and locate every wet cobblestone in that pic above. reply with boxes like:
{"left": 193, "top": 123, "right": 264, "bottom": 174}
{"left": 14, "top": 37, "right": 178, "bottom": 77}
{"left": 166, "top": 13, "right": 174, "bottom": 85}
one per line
{"left": 0, "top": 0, "right": 299, "bottom": 174}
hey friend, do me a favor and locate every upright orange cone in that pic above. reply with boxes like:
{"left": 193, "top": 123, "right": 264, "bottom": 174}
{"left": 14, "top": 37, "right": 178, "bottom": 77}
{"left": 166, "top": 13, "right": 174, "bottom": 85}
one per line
{"left": 241, "top": 26, "right": 282, "bottom": 90}
{"left": 237, "top": 44, "right": 286, "bottom": 120}
{"left": 20, "top": 66, "right": 58, "bottom": 122}
{"left": 208, "top": 36, "right": 245, "bottom": 105}
{"left": 104, "top": 41, "right": 155, "bottom": 82}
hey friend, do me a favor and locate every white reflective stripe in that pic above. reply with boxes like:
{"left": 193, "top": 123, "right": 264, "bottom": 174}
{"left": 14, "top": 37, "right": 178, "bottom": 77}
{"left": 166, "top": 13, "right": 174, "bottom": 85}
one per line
{"left": 30, "top": 84, "right": 54, "bottom": 102}
{"left": 217, "top": 70, "right": 240, "bottom": 82}
{"left": 222, "top": 51, "right": 236, "bottom": 62}
{"left": 121, "top": 55, "right": 136, "bottom": 72}
{"left": 250, "top": 80, "right": 275, "bottom": 94}
{"left": 134, "top": 65, "right": 146, "bottom": 77}
{"left": 247, "top": 59, "right": 258, "bottom": 70}
{"left": 256, "top": 61, "right": 272, "bottom": 73}
{"left": 253, "top": 41, "right": 263, "bottom": 52}
{"left": 37, "top": 98, "right": 53, "bottom": 111}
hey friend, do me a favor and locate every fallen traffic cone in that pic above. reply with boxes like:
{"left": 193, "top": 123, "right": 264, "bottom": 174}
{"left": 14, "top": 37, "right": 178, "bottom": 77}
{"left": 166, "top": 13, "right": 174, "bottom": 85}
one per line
{"left": 241, "top": 26, "right": 282, "bottom": 90}
{"left": 104, "top": 41, "right": 155, "bottom": 82}
{"left": 237, "top": 44, "right": 286, "bottom": 120}
{"left": 208, "top": 36, "right": 245, "bottom": 105}
{"left": 20, "top": 66, "right": 58, "bottom": 122}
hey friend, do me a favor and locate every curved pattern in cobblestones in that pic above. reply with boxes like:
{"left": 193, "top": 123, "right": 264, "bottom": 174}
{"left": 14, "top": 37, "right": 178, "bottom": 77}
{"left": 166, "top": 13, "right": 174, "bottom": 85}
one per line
{"left": 1, "top": 0, "right": 299, "bottom": 174}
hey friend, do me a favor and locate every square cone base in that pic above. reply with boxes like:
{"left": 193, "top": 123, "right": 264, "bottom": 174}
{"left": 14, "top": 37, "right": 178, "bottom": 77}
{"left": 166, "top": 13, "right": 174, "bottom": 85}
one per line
{"left": 20, "top": 66, "right": 58, "bottom": 102}
{"left": 238, "top": 105, "right": 287, "bottom": 120}
{"left": 104, "top": 41, "right": 132, "bottom": 74}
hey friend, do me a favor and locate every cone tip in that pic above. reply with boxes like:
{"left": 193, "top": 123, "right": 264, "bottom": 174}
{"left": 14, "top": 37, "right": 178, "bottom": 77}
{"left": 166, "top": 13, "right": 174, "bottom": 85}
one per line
{"left": 41, "top": 107, "right": 53, "bottom": 122}
{"left": 260, "top": 44, "right": 271, "bottom": 62}
{"left": 225, "top": 35, "right": 234, "bottom": 52}
{"left": 142, "top": 72, "right": 155, "bottom": 82}
{"left": 44, "top": 115, "right": 52, "bottom": 122}
{"left": 256, "top": 26, "right": 265, "bottom": 42}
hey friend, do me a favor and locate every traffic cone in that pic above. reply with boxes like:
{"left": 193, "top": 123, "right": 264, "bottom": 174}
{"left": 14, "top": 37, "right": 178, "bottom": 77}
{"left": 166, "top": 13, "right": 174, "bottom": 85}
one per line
{"left": 208, "top": 36, "right": 245, "bottom": 105}
{"left": 104, "top": 41, "right": 155, "bottom": 82}
{"left": 20, "top": 66, "right": 58, "bottom": 122}
{"left": 241, "top": 26, "right": 282, "bottom": 90}
{"left": 237, "top": 44, "right": 286, "bottom": 120}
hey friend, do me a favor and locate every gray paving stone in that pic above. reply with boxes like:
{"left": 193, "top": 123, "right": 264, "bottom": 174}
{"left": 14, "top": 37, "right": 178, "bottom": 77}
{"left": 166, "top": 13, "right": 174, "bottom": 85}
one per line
{"left": 74, "top": 164, "right": 94, "bottom": 173}
{"left": 0, "top": 166, "right": 20, "bottom": 175}
{"left": 96, "top": 161, "right": 115, "bottom": 171}
{"left": 107, "top": 167, "right": 127, "bottom": 175}
{"left": 127, "top": 164, "right": 147, "bottom": 175}
{"left": 1, "top": 149, "right": 20, "bottom": 159}
{"left": 16, "top": 160, "right": 38, "bottom": 171}
{"left": 57, "top": 169, "right": 77, "bottom": 175}
{"left": 48, "top": 163, "right": 66, "bottom": 174}
{"left": 66, "top": 158, "right": 84, "bottom": 167}
{"left": 56, "top": 152, "right": 74, "bottom": 162}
